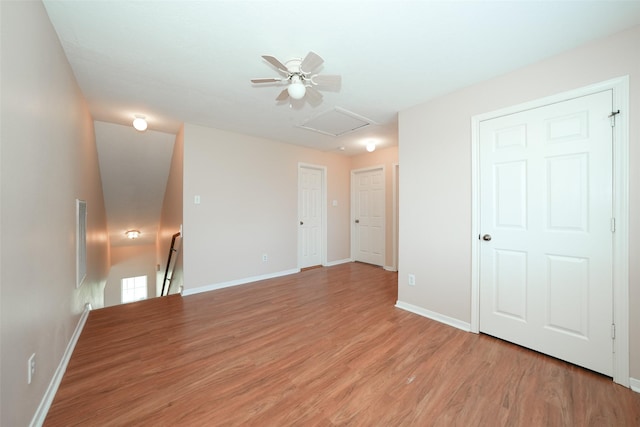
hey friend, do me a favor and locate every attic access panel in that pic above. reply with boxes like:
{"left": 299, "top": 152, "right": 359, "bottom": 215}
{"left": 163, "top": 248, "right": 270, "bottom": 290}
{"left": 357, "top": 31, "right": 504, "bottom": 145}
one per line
{"left": 298, "top": 107, "right": 373, "bottom": 137}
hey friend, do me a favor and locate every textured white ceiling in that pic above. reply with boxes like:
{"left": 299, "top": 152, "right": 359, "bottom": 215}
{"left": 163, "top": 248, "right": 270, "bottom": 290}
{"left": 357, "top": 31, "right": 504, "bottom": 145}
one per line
{"left": 43, "top": 0, "right": 640, "bottom": 153}
{"left": 41, "top": 1, "right": 640, "bottom": 250}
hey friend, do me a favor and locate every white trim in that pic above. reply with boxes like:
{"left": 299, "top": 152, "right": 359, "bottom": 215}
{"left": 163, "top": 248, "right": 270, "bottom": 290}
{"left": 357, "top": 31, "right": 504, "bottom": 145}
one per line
{"left": 324, "top": 258, "right": 352, "bottom": 267}
{"left": 181, "top": 268, "right": 300, "bottom": 296}
{"left": 392, "top": 163, "right": 399, "bottom": 271}
{"left": 350, "top": 165, "right": 386, "bottom": 267}
{"left": 383, "top": 265, "right": 397, "bottom": 272}
{"left": 471, "top": 111, "right": 481, "bottom": 333}
{"left": 470, "top": 76, "right": 630, "bottom": 386}
{"left": 630, "top": 378, "right": 640, "bottom": 393}
{"left": 610, "top": 77, "right": 630, "bottom": 388}
{"left": 31, "top": 303, "right": 92, "bottom": 427}
{"left": 395, "top": 301, "right": 471, "bottom": 332}
{"left": 297, "top": 163, "right": 328, "bottom": 269}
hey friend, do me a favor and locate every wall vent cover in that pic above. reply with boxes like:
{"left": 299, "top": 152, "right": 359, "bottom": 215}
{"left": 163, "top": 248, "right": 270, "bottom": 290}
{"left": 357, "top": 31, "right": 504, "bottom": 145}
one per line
{"left": 298, "top": 107, "right": 374, "bottom": 137}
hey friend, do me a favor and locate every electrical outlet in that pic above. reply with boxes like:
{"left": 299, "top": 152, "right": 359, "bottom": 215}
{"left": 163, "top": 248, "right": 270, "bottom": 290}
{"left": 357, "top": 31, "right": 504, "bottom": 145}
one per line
{"left": 28, "top": 353, "right": 36, "bottom": 384}
{"left": 262, "top": 253, "right": 268, "bottom": 262}
{"left": 408, "top": 274, "right": 416, "bottom": 286}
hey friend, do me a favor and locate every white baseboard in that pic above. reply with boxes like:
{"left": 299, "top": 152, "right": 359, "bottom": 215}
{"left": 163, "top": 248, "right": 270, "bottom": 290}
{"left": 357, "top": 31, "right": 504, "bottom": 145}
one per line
{"left": 383, "top": 265, "right": 397, "bottom": 272}
{"left": 324, "top": 258, "right": 352, "bottom": 267}
{"left": 395, "top": 300, "right": 471, "bottom": 332}
{"left": 630, "top": 377, "right": 640, "bottom": 393}
{"left": 182, "top": 268, "right": 300, "bottom": 296}
{"left": 30, "top": 303, "right": 92, "bottom": 427}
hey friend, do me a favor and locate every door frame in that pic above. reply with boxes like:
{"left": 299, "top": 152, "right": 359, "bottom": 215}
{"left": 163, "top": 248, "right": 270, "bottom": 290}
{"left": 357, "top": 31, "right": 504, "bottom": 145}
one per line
{"left": 350, "top": 165, "right": 386, "bottom": 266}
{"left": 470, "top": 76, "right": 629, "bottom": 386}
{"left": 297, "top": 163, "right": 327, "bottom": 268}
{"left": 392, "top": 163, "right": 399, "bottom": 271}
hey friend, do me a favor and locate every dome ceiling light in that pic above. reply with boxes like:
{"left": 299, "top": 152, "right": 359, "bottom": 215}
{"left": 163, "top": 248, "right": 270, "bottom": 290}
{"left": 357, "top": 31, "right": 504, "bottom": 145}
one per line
{"left": 132, "top": 115, "right": 147, "bottom": 132}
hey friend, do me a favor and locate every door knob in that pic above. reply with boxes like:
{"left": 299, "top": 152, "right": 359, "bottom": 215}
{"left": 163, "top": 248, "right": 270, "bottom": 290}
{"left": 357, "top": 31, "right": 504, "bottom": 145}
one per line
{"left": 355, "top": 219, "right": 360, "bottom": 224}
{"left": 482, "top": 234, "right": 492, "bottom": 241}
{"left": 300, "top": 221, "right": 303, "bottom": 225}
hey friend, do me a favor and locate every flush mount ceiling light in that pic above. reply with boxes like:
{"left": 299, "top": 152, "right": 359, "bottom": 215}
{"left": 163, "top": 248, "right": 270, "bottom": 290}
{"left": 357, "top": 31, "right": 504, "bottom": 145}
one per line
{"left": 366, "top": 142, "right": 376, "bottom": 152}
{"left": 132, "top": 116, "right": 147, "bottom": 132}
{"left": 125, "top": 230, "right": 140, "bottom": 239}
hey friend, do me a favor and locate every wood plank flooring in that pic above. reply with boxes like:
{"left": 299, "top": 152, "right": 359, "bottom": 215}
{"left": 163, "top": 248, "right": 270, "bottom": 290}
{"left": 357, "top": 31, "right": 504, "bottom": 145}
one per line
{"left": 45, "top": 262, "right": 640, "bottom": 426}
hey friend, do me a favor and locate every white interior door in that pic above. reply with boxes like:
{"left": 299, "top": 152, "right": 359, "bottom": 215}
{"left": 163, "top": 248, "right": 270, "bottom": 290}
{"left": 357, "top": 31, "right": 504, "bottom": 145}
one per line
{"left": 298, "top": 166, "right": 323, "bottom": 269}
{"left": 352, "top": 168, "right": 384, "bottom": 266}
{"left": 479, "top": 90, "right": 614, "bottom": 376}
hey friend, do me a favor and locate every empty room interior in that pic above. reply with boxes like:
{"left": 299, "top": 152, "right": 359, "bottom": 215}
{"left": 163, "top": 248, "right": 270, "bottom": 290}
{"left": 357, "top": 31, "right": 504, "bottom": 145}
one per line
{"left": 2, "top": 1, "right": 640, "bottom": 425}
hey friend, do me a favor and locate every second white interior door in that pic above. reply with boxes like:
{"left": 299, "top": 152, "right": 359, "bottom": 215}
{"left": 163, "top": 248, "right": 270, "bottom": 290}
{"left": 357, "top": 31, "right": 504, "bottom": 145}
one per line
{"left": 352, "top": 167, "right": 385, "bottom": 266}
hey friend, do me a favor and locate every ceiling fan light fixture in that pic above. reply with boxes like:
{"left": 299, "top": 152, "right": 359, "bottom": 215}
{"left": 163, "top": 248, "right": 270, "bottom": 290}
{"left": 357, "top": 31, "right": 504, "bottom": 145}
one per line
{"left": 132, "top": 116, "right": 147, "bottom": 132}
{"left": 287, "top": 78, "right": 306, "bottom": 100}
{"left": 252, "top": 52, "right": 340, "bottom": 103}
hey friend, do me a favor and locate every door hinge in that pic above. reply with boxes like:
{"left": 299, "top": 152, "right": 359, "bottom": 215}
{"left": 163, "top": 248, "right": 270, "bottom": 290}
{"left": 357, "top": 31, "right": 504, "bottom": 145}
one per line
{"left": 611, "top": 218, "right": 616, "bottom": 233}
{"left": 611, "top": 324, "right": 616, "bottom": 340}
{"left": 609, "top": 110, "right": 620, "bottom": 127}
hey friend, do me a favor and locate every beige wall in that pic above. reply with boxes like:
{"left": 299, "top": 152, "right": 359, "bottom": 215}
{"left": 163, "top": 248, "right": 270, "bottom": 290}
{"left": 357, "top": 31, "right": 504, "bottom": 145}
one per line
{"left": 398, "top": 26, "right": 640, "bottom": 378}
{"left": 158, "top": 125, "right": 185, "bottom": 293}
{"left": 182, "top": 124, "right": 351, "bottom": 290}
{"left": 0, "top": 2, "right": 110, "bottom": 425}
{"left": 350, "top": 146, "right": 399, "bottom": 269}
{"left": 104, "top": 245, "right": 158, "bottom": 307}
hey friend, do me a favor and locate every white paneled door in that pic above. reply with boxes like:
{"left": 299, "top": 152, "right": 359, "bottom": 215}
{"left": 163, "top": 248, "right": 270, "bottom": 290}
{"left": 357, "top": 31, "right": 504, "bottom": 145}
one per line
{"left": 299, "top": 166, "right": 323, "bottom": 269}
{"left": 479, "top": 90, "right": 614, "bottom": 376}
{"left": 352, "top": 168, "right": 384, "bottom": 266}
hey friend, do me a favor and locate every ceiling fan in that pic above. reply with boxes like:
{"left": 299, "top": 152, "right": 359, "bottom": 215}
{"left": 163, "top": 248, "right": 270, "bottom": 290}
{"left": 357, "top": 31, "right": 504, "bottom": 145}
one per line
{"left": 251, "top": 51, "right": 341, "bottom": 103}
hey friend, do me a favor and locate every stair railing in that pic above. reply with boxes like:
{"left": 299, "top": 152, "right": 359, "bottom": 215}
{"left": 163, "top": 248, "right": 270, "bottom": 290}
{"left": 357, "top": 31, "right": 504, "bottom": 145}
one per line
{"left": 161, "top": 232, "right": 181, "bottom": 296}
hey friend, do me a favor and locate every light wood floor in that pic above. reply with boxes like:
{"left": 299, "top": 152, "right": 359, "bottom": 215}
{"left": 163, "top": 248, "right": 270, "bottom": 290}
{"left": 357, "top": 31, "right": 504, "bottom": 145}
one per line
{"left": 45, "top": 262, "right": 640, "bottom": 426}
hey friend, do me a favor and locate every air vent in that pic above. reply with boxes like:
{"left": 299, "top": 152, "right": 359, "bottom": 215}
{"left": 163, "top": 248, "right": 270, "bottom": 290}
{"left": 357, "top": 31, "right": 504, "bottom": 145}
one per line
{"left": 298, "top": 107, "right": 374, "bottom": 137}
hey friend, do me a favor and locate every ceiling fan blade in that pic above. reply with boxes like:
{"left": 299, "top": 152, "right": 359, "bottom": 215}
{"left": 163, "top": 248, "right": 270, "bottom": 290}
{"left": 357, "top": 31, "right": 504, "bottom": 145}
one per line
{"left": 300, "top": 51, "right": 324, "bottom": 73}
{"left": 305, "top": 86, "right": 323, "bottom": 103}
{"left": 311, "top": 74, "right": 341, "bottom": 90}
{"left": 276, "top": 88, "right": 289, "bottom": 101}
{"left": 251, "top": 78, "right": 282, "bottom": 84}
{"left": 262, "top": 55, "right": 289, "bottom": 74}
